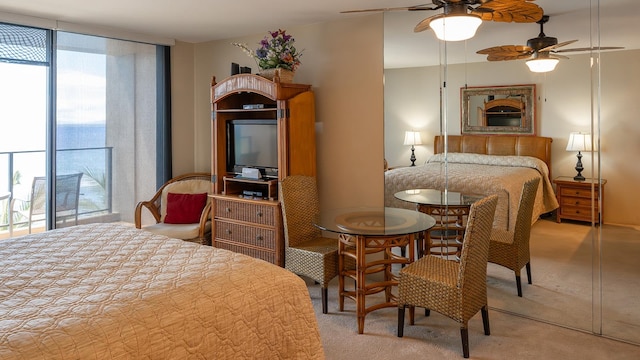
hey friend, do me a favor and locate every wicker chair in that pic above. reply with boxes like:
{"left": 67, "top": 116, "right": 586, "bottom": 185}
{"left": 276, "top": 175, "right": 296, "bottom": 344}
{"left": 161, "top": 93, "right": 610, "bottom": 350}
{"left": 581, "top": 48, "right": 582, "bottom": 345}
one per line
{"left": 279, "top": 175, "right": 339, "bottom": 314}
{"left": 488, "top": 177, "right": 541, "bottom": 297}
{"left": 135, "top": 173, "right": 212, "bottom": 245}
{"left": 397, "top": 195, "right": 498, "bottom": 359}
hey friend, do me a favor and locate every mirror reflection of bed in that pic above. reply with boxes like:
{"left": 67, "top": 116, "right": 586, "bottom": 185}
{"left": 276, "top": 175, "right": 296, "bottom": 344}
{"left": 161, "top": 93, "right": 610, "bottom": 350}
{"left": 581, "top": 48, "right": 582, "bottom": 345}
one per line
{"left": 383, "top": 8, "right": 640, "bottom": 345}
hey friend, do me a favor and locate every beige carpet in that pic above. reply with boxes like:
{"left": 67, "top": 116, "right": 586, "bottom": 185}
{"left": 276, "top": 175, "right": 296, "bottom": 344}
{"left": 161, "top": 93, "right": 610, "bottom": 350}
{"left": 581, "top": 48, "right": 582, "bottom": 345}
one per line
{"left": 306, "top": 216, "right": 640, "bottom": 359}
{"left": 486, "top": 216, "right": 640, "bottom": 343}
{"left": 307, "top": 278, "right": 640, "bottom": 359}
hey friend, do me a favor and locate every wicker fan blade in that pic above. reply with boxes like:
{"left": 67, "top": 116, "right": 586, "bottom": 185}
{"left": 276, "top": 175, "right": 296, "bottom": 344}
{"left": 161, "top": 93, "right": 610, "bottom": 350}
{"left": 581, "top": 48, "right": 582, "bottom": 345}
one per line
{"left": 414, "top": 14, "right": 442, "bottom": 33}
{"left": 476, "top": 45, "right": 534, "bottom": 61}
{"left": 538, "top": 39, "right": 578, "bottom": 53}
{"left": 554, "top": 46, "right": 625, "bottom": 53}
{"left": 340, "top": 4, "right": 435, "bottom": 14}
{"left": 474, "top": 0, "right": 543, "bottom": 23}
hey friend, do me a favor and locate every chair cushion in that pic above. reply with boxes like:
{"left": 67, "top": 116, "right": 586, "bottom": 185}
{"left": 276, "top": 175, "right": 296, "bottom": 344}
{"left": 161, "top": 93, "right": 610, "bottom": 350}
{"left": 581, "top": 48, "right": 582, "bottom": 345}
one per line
{"left": 144, "top": 221, "right": 211, "bottom": 240}
{"left": 164, "top": 192, "right": 208, "bottom": 224}
{"left": 160, "top": 179, "right": 211, "bottom": 221}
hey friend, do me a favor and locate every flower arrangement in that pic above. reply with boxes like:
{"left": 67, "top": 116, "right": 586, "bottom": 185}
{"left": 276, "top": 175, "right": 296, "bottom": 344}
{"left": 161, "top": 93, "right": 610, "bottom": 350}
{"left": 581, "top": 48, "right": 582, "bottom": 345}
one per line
{"left": 233, "top": 29, "right": 302, "bottom": 72}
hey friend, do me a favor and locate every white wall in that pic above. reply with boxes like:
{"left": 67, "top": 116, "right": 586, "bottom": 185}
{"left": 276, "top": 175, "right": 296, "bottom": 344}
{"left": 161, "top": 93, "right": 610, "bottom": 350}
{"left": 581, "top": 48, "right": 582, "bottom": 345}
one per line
{"left": 384, "top": 49, "right": 640, "bottom": 226}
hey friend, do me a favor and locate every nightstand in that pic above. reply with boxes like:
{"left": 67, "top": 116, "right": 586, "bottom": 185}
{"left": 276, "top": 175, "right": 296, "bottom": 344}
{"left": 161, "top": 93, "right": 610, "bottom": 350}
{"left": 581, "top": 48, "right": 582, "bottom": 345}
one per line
{"left": 553, "top": 176, "right": 606, "bottom": 224}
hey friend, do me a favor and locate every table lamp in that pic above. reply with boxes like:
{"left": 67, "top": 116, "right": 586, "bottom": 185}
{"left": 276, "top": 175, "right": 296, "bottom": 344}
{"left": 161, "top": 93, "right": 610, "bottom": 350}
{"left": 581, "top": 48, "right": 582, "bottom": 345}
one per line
{"left": 404, "top": 131, "right": 422, "bottom": 166}
{"left": 566, "top": 132, "right": 593, "bottom": 181}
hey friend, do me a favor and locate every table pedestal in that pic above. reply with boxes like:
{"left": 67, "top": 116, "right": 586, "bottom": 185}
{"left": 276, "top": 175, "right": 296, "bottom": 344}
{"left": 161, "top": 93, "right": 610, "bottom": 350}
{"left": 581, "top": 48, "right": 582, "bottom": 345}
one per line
{"left": 337, "top": 233, "right": 415, "bottom": 334}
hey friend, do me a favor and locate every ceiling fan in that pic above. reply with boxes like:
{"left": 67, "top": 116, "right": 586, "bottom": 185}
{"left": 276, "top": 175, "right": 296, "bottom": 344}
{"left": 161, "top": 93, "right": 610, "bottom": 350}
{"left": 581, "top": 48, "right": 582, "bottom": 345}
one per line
{"left": 341, "top": 0, "right": 544, "bottom": 41}
{"left": 476, "top": 15, "right": 625, "bottom": 72}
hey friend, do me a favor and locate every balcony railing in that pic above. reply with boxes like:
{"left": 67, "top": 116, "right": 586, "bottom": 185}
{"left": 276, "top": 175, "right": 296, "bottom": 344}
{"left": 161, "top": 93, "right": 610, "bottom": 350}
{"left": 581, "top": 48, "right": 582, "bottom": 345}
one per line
{"left": 0, "top": 147, "right": 114, "bottom": 233}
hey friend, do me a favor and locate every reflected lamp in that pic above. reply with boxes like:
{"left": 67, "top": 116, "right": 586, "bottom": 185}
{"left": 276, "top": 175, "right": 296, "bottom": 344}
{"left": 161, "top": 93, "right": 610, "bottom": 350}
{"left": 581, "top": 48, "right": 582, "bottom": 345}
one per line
{"left": 566, "top": 132, "right": 593, "bottom": 181}
{"left": 403, "top": 131, "right": 422, "bottom": 166}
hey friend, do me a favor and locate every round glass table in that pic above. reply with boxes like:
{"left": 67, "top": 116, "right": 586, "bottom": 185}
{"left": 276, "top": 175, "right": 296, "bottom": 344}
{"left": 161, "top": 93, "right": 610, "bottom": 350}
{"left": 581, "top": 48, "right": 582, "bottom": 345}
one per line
{"left": 314, "top": 206, "right": 435, "bottom": 334}
{"left": 394, "top": 189, "right": 483, "bottom": 258}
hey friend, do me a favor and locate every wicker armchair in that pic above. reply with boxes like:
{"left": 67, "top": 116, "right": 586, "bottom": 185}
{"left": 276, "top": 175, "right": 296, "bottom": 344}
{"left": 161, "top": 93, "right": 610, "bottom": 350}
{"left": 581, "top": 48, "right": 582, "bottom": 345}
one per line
{"left": 397, "top": 195, "right": 498, "bottom": 359}
{"left": 135, "top": 173, "right": 212, "bottom": 245}
{"left": 279, "top": 175, "right": 339, "bottom": 314}
{"left": 488, "top": 177, "right": 541, "bottom": 297}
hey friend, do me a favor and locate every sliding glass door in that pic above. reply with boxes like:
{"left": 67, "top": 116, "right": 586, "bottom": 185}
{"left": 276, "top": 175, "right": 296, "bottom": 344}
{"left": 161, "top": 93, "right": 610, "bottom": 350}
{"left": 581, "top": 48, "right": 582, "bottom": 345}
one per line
{"left": 1, "top": 23, "right": 167, "bottom": 238}
{"left": 55, "top": 32, "right": 160, "bottom": 229}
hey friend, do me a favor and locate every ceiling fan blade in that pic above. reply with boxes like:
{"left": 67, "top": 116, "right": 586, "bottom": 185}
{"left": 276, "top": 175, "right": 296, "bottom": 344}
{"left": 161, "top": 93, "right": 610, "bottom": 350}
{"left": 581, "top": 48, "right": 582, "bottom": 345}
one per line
{"left": 555, "top": 46, "right": 625, "bottom": 53}
{"left": 477, "top": 44, "right": 532, "bottom": 55}
{"left": 477, "top": 45, "right": 534, "bottom": 61}
{"left": 474, "top": 0, "right": 543, "bottom": 23}
{"left": 538, "top": 39, "right": 578, "bottom": 52}
{"left": 414, "top": 14, "right": 441, "bottom": 33}
{"left": 340, "top": 4, "right": 435, "bottom": 14}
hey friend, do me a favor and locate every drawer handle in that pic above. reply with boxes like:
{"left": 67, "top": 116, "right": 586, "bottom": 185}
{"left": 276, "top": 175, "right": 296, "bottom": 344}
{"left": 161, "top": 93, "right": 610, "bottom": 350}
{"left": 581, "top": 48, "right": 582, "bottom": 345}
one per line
{"left": 256, "top": 211, "right": 263, "bottom": 217}
{"left": 256, "top": 235, "right": 264, "bottom": 242}
{"left": 225, "top": 229, "right": 232, "bottom": 235}
{"left": 225, "top": 207, "right": 231, "bottom": 213}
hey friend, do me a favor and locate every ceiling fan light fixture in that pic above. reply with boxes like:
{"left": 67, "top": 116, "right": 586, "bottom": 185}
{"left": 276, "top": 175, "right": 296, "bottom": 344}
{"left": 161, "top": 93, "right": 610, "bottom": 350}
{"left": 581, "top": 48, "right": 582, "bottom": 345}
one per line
{"left": 526, "top": 57, "right": 559, "bottom": 73}
{"left": 430, "top": 14, "right": 482, "bottom": 42}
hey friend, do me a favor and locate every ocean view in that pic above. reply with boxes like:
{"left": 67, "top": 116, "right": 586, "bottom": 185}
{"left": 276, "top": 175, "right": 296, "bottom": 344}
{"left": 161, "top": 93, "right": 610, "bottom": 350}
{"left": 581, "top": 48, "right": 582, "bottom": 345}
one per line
{"left": 1, "top": 123, "right": 110, "bottom": 218}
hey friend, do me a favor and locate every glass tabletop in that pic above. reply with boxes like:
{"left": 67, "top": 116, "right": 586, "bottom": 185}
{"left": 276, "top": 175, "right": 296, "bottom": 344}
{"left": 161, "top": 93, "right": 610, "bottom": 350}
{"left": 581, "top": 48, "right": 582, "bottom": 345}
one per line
{"left": 394, "top": 189, "right": 483, "bottom": 206}
{"left": 314, "top": 206, "right": 436, "bottom": 236}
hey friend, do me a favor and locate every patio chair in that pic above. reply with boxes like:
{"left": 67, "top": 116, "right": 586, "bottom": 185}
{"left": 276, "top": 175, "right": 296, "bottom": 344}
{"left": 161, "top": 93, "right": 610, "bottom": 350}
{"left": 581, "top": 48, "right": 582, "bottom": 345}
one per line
{"left": 9, "top": 173, "right": 83, "bottom": 235}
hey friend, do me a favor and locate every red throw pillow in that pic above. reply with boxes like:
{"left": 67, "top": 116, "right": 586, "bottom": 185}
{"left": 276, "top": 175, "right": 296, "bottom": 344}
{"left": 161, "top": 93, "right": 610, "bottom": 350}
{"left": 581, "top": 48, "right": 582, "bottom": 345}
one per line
{"left": 164, "top": 192, "right": 208, "bottom": 224}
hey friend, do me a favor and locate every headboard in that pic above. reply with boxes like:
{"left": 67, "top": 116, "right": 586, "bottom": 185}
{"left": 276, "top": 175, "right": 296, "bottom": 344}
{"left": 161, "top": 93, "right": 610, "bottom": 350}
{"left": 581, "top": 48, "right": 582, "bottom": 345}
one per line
{"left": 434, "top": 135, "right": 553, "bottom": 180}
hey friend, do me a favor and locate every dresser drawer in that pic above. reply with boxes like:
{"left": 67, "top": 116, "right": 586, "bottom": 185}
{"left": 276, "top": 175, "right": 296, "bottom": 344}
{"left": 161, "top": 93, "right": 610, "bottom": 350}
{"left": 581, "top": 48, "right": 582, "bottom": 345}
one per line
{"left": 214, "top": 241, "right": 276, "bottom": 264}
{"left": 559, "top": 204, "right": 594, "bottom": 216}
{"left": 214, "top": 198, "right": 277, "bottom": 226}
{"left": 214, "top": 220, "right": 276, "bottom": 249}
{"left": 559, "top": 187, "right": 599, "bottom": 199}
{"left": 560, "top": 196, "right": 599, "bottom": 209}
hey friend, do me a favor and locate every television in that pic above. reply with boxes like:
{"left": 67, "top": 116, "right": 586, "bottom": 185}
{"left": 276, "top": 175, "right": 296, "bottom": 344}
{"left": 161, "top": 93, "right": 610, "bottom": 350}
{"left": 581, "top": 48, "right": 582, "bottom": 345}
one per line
{"left": 226, "top": 119, "right": 279, "bottom": 179}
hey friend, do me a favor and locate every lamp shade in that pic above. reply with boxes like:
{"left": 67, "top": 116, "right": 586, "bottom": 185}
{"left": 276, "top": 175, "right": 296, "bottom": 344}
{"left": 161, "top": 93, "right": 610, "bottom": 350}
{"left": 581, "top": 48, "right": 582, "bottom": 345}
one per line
{"left": 526, "top": 58, "right": 560, "bottom": 73}
{"left": 403, "top": 131, "right": 422, "bottom": 146}
{"left": 566, "top": 132, "right": 594, "bottom": 152}
{"left": 430, "top": 14, "right": 482, "bottom": 41}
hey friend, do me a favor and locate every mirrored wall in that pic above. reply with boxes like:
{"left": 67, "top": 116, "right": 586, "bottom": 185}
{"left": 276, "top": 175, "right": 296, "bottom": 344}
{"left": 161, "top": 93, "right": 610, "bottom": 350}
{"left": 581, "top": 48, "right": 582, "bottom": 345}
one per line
{"left": 384, "top": 0, "right": 640, "bottom": 345}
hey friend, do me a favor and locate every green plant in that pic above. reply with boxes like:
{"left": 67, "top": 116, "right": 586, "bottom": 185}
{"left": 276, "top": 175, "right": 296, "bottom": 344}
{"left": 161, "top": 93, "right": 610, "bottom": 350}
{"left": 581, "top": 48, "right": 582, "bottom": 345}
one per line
{"left": 233, "top": 29, "right": 302, "bottom": 71}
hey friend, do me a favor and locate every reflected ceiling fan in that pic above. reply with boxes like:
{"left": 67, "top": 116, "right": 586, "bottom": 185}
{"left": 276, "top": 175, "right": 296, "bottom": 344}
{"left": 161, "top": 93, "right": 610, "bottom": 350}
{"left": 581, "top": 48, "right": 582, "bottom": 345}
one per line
{"left": 477, "top": 15, "right": 625, "bottom": 72}
{"left": 341, "top": 0, "right": 544, "bottom": 41}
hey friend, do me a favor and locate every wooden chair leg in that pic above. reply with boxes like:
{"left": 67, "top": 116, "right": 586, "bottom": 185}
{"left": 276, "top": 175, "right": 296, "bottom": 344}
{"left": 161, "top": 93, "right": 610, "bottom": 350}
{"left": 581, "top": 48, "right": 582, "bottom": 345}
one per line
{"left": 397, "top": 306, "right": 405, "bottom": 337}
{"left": 481, "top": 305, "right": 491, "bottom": 335}
{"left": 321, "top": 287, "right": 328, "bottom": 314}
{"left": 526, "top": 262, "right": 532, "bottom": 284}
{"left": 460, "top": 327, "right": 470, "bottom": 358}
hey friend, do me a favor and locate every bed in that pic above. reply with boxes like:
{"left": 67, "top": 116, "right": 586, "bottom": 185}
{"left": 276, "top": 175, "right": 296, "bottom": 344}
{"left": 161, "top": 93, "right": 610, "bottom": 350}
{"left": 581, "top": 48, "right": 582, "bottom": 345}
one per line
{"left": 385, "top": 135, "right": 559, "bottom": 231}
{"left": 0, "top": 223, "right": 324, "bottom": 359}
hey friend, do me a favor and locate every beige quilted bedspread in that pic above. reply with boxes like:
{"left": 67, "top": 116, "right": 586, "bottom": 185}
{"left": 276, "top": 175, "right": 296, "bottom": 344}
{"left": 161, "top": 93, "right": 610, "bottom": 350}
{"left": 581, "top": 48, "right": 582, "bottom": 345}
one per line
{"left": 385, "top": 153, "right": 559, "bottom": 231}
{"left": 0, "top": 223, "right": 324, "bottom": 359}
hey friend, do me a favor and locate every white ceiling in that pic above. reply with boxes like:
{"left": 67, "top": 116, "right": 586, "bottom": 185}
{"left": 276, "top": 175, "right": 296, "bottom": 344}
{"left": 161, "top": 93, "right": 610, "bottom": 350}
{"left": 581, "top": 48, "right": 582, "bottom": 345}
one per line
{"left": 0, "top": 0, "right": 637, "bottom": 68}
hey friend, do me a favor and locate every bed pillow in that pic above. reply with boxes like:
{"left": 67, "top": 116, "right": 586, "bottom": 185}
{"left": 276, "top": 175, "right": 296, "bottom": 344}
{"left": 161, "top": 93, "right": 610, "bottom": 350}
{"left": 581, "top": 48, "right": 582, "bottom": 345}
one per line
{"left": 164, "top": 192, "right": 208, "bottom": 224}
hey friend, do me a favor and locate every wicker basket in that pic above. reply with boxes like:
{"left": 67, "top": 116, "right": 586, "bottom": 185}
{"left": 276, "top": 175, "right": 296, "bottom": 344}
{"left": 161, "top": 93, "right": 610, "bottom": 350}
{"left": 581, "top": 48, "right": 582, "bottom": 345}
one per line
{"left": 258, "top": 68, "right": 295, "bottom": 83}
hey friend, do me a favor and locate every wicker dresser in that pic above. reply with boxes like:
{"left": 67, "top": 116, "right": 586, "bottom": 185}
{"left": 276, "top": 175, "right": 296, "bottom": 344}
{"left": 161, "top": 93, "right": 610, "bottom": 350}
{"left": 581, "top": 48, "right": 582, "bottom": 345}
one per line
{"left": 210, "top": 74, "right": 316, "bottom": 267}
{"left": 211, "top": 194, "right": 284, "bottom": 266}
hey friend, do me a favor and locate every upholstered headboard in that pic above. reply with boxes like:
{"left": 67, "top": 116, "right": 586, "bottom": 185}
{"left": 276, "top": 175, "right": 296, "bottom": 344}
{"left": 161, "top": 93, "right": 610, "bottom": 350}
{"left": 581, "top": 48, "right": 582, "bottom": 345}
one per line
{"left": 434, "top": 135, "right": 553, "bottom": 180}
